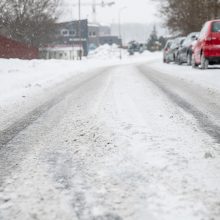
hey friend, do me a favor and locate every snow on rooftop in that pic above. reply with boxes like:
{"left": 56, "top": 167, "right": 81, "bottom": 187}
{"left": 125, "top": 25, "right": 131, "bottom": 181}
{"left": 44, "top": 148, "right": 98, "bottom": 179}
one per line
{"left": 88, "top": 23, "right": 100, "bottom": 27}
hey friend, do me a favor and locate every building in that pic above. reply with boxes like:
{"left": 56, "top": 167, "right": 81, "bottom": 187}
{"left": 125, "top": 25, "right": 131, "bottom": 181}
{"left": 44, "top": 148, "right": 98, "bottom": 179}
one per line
{"left": 99, "top": 36, "right": 122, "bottom": 46}
{"left": 99, "top": 25, "right": 111, "bottom": 36}
{"left": 41, "top": 19, "right": 89, "bottom": 59}
{"left": 0, "top": 35, "right": 38, "bottom": 59}
{"left": 88, "top": 23, "right": 100, "bottom": 50}
{"left": 41, "top": 20, "right": 121, "bottom": 59}
{"left": 88, "top": 23, "right": 121, "bottom": 50}
{"left": 55, "top": 19, "right": 88, "bottom": 56}
{"left": 39, "top": 45, "right": 81, "bottom": 60}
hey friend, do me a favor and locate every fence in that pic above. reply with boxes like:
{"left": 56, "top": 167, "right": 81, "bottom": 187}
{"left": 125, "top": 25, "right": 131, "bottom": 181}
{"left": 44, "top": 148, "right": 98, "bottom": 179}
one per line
{"left": 0, "top": 36, "right": 38, "bottom": 59}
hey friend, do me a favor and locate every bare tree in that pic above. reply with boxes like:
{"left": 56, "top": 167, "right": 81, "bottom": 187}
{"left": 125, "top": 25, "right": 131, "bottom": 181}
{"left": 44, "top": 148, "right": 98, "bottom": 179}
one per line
{"left": 0, "top": 0, "right": 8, "bottom": 29}
{"left": 159, "top": 0, "right": 220, "bottom": 35}
{"left": 0, "top": 0, "right": 60, "bottom": 47}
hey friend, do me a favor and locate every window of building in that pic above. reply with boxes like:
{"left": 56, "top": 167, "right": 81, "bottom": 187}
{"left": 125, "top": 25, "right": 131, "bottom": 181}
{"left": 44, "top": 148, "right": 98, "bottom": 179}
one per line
{"left": 69, "top": 31, "right": 76, "bottom": 36}
{"left": 61, "top": 30, "right": 69, "bottom": 36}
{"left": 89, "top": 31, "right": 96, "bottom": 37}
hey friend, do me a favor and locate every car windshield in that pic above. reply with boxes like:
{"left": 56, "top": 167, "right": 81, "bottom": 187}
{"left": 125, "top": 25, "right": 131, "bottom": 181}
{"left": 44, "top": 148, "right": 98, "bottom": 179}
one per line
{"left": 212, "top": 22, "right": 220, "bottom": 32}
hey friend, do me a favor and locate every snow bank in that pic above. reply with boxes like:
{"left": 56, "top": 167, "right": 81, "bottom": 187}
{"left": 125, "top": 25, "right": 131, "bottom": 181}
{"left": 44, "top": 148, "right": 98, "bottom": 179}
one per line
{"left": 88, "top": 44, "right": 161, "bottom": 63}
{"left": 88, "top": 44, "right": 128, "bottom": 60}
{"left": 148, "top": 61, "right": 220, "bottom": 93}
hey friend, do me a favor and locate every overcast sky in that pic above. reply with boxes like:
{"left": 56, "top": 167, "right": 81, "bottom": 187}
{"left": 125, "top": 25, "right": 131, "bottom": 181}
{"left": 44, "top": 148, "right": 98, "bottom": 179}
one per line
{"left": 61, "top": 0, "right": 161, "bottom": 24}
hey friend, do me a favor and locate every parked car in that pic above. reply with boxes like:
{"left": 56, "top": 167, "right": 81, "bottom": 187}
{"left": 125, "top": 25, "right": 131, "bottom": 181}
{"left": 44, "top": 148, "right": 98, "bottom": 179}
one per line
{"left": 176, "top": 32, "right": 199, "bottom": 65}
{"left": 165, "top": 37, "right": 186, "bottom": 63}
{"left": 163, "top": 40, "right": 173, "bottom": 63}
{"left": 192, "top": 19, "right": 220, "bottom": 69}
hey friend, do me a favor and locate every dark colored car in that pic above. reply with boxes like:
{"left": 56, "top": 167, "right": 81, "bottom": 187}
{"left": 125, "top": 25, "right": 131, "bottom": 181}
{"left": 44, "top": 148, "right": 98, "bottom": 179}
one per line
{"left": 128, "top": 41, "right": 140, "bottom": 55}
{"left": 163, "top": 40, "right": 173, "bottom": 63}
{"left": 176, "top": 32, "right": 199, "bottom": 65}
{"left": 192, "top": 19, "right": 220, "bottom": 69}
{"left": 165, "top": 37, "right": 186, "bottom": 63}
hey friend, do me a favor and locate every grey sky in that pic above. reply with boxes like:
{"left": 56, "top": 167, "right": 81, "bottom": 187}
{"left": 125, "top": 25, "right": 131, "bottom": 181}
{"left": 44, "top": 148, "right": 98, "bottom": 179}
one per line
{"left": 61, "top": 0, "right": 160, "bottom": 24}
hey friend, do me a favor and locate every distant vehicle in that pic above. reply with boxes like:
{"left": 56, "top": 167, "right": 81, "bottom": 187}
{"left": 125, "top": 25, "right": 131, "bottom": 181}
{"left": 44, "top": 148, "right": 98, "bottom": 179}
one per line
{"left": 192, "top": 20, "right": 220, "bottom": 69}
{"left": 139, "top": 43, "right": 146, "bottom": 53}
{"left": 127, "top": 41, "right": 140, "bottom": 55}
{"left": 165, "top": 37, "right": 186, "bottom": 63}
{"left": 177, "top": 32, "right": 199, "bottom": 65}
{"left": 163, "top": 40, "right": 173, "bottom": 63}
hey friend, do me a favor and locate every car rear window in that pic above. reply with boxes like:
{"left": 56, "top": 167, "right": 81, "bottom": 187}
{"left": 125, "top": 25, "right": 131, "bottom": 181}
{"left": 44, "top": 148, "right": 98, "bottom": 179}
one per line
{"left": 164, "top": 41, "right": 172, "bottom": 49}
{"left": 212, "top": 22, "right": 220, "bottom": 32}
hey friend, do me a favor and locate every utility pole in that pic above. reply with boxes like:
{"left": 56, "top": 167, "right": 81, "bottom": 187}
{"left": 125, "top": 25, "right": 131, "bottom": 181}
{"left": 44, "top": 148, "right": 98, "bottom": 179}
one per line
{"left": 78, "top": 0, "right": 82, "bottom": 60}
{"left": 92, "top": 0, "right": 96, "bottom": 23}
{"left": 118, "top": 7, "right": 126, "bottom": 60}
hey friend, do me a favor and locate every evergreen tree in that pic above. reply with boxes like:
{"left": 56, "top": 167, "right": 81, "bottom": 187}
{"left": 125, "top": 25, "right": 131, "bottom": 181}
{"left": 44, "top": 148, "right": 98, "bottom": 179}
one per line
{"left": 158, "top": 36, "right": 166, "bottom": 49}
{"left": 147, "top": 25, "right": 161, "bottom": 51}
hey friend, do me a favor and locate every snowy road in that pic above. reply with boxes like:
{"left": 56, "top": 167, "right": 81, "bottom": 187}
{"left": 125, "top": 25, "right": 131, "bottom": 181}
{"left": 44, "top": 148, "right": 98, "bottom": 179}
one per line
{"left": 0, "top": 62, "right": 220, "bottom": 220}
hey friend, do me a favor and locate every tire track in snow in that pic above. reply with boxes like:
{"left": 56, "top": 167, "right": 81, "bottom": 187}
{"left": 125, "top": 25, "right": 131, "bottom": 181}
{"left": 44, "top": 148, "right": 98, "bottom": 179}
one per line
{"left": 138, "top": 65, "right": 220, "bottom": 144}
{"left": 0, "top": 68, "right": 111, "bottom": 149}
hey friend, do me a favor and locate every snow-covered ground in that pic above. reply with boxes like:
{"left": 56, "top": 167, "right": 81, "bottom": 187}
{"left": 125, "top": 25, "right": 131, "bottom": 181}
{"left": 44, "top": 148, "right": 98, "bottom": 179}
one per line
{"left": 0, "top": 45, "right": 220, "bottom": 220}
{"left": 0, "top": 45, "right": 159, "bottom": 110}
{"left": 2, "top": 43, "right": 219, "bottom": 116}
{"left": 0, "top": 45, "right": 160, "bottom": 129}
{"left": 1, "top": 44, "right": 220, "bottom": 114}
{"left": 148, "top": 61, "right": 220, "bottom": 93}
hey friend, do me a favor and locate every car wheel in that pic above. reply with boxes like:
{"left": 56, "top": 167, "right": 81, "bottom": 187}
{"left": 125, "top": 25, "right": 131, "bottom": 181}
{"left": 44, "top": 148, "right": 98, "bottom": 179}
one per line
{"left": 177, "top": 56, "right": 182, "bottom": 65}
{"left": 200, "top": 53, "right": 209, "bottom": 69}
{"left": 165, "top": 57, "right": 170, "bottom": 64}
{"left": 187, "top": 53, "right": 192, "bottom": 66}
{"left": 192, "top": 54, "right": 198, "bottom": 68}
{"left": 174, "top": 55, "right": 178, "bottom": 64}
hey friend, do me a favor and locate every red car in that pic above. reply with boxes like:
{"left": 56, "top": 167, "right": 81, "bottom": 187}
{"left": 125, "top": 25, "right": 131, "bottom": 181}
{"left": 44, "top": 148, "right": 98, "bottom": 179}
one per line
{"left": 192, "top": 19, "right": 220, "bottom": 69}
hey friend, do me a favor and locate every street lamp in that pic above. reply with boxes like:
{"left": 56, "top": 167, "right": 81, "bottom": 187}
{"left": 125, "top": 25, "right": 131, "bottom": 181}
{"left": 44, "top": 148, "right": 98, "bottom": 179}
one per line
{"left": 118, "top": 7, "right": 127, "bottom": 59}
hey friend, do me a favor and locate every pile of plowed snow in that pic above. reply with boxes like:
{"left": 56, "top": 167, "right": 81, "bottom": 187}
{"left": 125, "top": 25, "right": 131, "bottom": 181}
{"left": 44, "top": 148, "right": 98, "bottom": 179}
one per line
{"left": 88, "top": 44, "right": 128, "bottom": 60}
{"left": 88, "top": 44, "right": 161, "bottom": 63}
